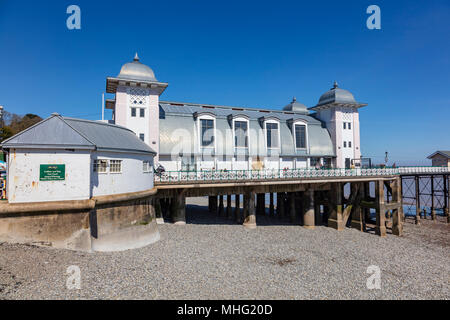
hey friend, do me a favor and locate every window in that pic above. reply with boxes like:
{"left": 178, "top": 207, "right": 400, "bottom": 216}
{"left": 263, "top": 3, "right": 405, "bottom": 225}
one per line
{"left": 139, "top": 133, "right": 145, "bottom": 141}
{"left": 234, "top": 120, "right": 248, "bottom": 148}
{"left": 93, "top": 159, "right": 108, "bottom": 173}
{"left": 140, "top": 108, "right": 145, "bottom": 118}
{"left": 131, "top": 108, "right": 136, "bottom": 117}
{"left": 343, "top": 141, "right": 347, "bottom": 148}
{"left": 143, "top": 160, "right": 151, "bottom": 173}
{"left": 348, "top": 141, "right": 352, "bottom": 148}
{"left": 343, "top": 122, "right": 346, "bottom": 129}
{"left": 110, "top": 160, "right": 122, "bottom": 173}
{"left": 200, "top": 119, "right": 214, "bottom": 147}
{"left": 348, "top": 122, "right": 351, "bottom": 130}
{"left": 295, "top": 124, "right": 306, "bottom": 149}
{"left": 266, "top": 122, "right": 279, "bottom": 148}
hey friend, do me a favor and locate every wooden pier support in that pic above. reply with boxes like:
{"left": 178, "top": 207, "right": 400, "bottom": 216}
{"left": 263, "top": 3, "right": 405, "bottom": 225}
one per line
{"left": 303, "top": 189, "right": 315, "bottom": 229}
{"left": 391, "top": 178, "right": 404, "bottom": 236}
{"left": 171, "top": 191, "right": 186, "bottom": 225}
{"left": 257, "top": 193, "right": 265, "bottom": 215}
{"left": 218, "top": 195, "right": 224, "bottom": 216}
{"left": 209, "top": 196, "right": 217, "bottom": 214}
{"left": 235, "top": 194, "right": 242, "bottom": 223}
{"left": 243, "top": 191, "right": 256, "bottom": 229}
{"left": 227, "top": 194, "right": 233, "bottom": 219}
{"left": 445, "top": 175, "right": 449, "bottom": 223}
{"left": 288, "top": 192, "right": 296, "bottom": 224}
{"left": 269, "top": 193, "right": 275, "bottom": 216}
{"left": 350, "top": 182, "right": 365, "bottom": 232}
{"left": 415, "top": 176, "right": 421, "bottom": 225}
{"left": 375, "top": 180, "right": 386, "bottom": 237}
{"left": 277, "top": 192, "right": 285, "bottom": 219}
{"left": 328, "top": 182, "right": 344, "bottom": 230}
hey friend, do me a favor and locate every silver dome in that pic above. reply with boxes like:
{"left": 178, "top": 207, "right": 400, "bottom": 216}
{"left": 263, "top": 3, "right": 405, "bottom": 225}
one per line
{"left": 283, "top": 97, "right": 308, "bottom": 114}
{"left": 117, "top": 53, "right": 157, "bottom": 82}
{"left": 317, "top": 81, "right": 356, "bottom": 106}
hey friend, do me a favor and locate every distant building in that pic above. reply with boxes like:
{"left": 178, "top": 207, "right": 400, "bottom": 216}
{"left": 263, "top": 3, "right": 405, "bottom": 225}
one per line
{"left": 105, "top": 54, "right": 367, "bottom": 170}
{"left": 427, "top": 151, "right": 450, "bottom": 167}
{"left": 1, "top": 113, "right": 156, "bottom": 203}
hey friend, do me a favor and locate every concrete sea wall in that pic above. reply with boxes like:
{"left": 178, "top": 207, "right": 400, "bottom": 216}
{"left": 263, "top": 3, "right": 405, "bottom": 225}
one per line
{"left": 0, "top": 188, "right": 160, "bottom": 252}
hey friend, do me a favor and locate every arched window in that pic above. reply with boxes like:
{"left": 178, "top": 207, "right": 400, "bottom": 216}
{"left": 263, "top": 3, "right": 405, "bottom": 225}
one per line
{"left": 293, "top": 121, "right": 307, "bottom": 149}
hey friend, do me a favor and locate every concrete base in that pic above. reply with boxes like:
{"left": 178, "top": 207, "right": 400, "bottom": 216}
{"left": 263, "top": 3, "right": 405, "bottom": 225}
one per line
{"left": 243, "top": 215, "right": 256, "bottom": 229}
{"left": 156, "top": 218, "right": 165, "bottom": 224}
{"left": 173, "top": 221, "right": 186, "bottom": 225}
{"left": 91, "top": 222, "right": 160, "bottom": 252}
{"left": 0, "top": 193, "right": 160, "bottom": 252}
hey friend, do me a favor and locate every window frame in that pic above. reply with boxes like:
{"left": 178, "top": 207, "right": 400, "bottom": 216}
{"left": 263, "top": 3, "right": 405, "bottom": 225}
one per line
{"left": 293, "top": 120, "right": 308, "bottom": 150}
{"left": 93, "top": 159, "right": 108, "bottom": 174}
{"left": 142, "top": 160, "right": 151, "bottom": 173}
{"left": 131, "top": 107, "right": 137, "bottom": 117}
{"left": 197, "top": 114, "right": 216, "bottom": 151}
{"left": 232, "top": 117, "right": 250, "bottom": 149}
{"left": 109, "top": 160, "right": 122, "bottom": 174}
{"left": 265, "top": 119, "right": 281, "bottom": 150}
{"left": 343, "top": 141, "right": 347, "bottom": 148}
{"left": 139, "top": 133, "right": 145, "bottom": 142}
{"left": 140, "top": 108, "right": 145, "bottom": 118}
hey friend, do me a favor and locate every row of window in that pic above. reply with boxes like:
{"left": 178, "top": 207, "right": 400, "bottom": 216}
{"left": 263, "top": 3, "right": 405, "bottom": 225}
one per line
{"left": 93, "top": 159, "right": 152, "bottom": 173}
{"left": 343, "top": 141, "right": 352, "bottom": 148}
{"left": 131, "top": 108, "right": 145, "bottom": 118}
{"left": 200, "top": 119, "right": 307, "bottom": 149}
{"left": 343, "top": 122, "right": 352, "bottom": 130}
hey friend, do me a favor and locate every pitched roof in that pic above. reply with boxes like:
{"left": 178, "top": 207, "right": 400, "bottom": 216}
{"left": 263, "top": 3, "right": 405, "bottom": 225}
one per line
{"left": 1, "top": 114, "right": 156, "bottom": 155}
{"left": 427, "top": 150, "right": 450, "bottom": 159}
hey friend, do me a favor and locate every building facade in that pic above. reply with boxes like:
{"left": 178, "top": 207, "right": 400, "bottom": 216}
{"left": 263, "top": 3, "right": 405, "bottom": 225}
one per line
{"left": 1, "top": 114, "right": 156, "bottom": 203}
{"left": 105, "top": 54, "right": 367, "bottom": 171}
{"left": 427, "top": 151, "right": 450, "bottom": 167}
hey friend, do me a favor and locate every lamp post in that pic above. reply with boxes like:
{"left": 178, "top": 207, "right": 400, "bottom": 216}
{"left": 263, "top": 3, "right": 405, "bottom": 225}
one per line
{"left": 385, "top": 151, "right": 388, "bottom": 166}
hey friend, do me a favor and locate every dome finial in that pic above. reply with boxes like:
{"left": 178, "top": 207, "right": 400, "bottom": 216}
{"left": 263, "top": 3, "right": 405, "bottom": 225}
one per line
{"left": 333, "top": 81, "right": 338, "bottom": 89}
{"left": 292, "top": 96, "right": 297, "bottom": 102}
{"left": 134, "top": 52, "right": 140, "bottom": 61}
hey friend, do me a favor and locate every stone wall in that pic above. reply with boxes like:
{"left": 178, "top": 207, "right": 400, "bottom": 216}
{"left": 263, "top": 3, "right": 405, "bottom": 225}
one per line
{"left": 0, "top": 189, "right": 159, "bottom": 252}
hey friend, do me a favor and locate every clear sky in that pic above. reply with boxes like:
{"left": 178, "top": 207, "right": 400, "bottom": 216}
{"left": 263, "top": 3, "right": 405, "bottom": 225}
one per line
{"left": 0, "top": 0, "right": 449, "bottom": 165}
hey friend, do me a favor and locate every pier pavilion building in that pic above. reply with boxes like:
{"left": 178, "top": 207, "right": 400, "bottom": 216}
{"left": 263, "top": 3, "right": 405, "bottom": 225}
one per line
{"left": 105, "top": 54, "right": 367, "bottom": 171}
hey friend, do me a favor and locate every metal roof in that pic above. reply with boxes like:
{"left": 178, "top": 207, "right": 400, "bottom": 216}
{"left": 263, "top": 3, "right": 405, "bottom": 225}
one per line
{"left": 116, "top": 53, "right": 158, "bottom": 82}
{"left": 427, "top": 150, "right": 450, "bottom": 159}
{"left": 159, "top": 102, "right": 334, "bottom": 158}
{"left": 1, "top": 114, "right": 156, "bottom": 155}
{"left": 309, "top": 81, "right": 367, "bottom": 111}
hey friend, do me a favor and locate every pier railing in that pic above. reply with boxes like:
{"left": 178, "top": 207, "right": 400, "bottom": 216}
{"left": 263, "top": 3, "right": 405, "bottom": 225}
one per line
{"left": 154, "top": 166, "right": 450, "bottom": 184}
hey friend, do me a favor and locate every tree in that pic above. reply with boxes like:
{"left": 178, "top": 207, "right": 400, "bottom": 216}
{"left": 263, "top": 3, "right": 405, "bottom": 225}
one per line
{"left": 0, "top": 110, "right": 42, "bottom": 142}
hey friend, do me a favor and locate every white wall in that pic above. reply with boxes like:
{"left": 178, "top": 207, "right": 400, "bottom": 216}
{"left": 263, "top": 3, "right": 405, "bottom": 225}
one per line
{"left": 91, "top": 151, "right": 154, "bottom": 197}
{"left": 7, "top": 148, "right": 91, "bottom": 203}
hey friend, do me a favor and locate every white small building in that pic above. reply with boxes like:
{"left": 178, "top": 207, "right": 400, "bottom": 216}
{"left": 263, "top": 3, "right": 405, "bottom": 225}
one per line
{"left": 1, "top": 113, "right": 156, "bottom": 203}
{"left": 427, "top": 151, "right": 450, "bottom": 168}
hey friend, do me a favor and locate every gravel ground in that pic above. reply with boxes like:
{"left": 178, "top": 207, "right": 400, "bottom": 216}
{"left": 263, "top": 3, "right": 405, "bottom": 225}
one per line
{"left": 0, "top": 197, "right": 449, "bottom": 300}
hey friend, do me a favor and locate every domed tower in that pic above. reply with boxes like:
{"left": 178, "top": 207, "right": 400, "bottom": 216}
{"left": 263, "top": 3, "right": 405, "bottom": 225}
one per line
{"left": 106, "top": 53, "right": 168, "bottom": 162}
{"left": 283, "top": 97, "right": 309, "bottom": 114}
{"left": 309, "top": 82, "right": 367, "bottom": 168}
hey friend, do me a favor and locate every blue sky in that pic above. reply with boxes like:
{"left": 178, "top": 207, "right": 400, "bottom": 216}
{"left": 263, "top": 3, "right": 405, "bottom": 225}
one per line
{"left": 0, "top": 0, "right": 449, "bottom": 165}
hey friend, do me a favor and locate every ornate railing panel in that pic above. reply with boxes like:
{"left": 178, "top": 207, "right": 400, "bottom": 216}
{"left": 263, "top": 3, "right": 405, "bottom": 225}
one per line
{"left": 154, "top": 166, "right": 450, "bottom": 184}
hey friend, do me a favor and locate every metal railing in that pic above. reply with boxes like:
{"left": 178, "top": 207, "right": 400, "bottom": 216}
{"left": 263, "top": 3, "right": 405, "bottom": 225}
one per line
{"left": 154, "top": 166, "right": 450, "bottom": 184}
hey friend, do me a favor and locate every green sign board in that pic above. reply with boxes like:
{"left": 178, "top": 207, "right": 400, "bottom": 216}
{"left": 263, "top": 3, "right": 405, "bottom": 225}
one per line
{"left": 39, "top": 164, "right": 65, "bottom": 181}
